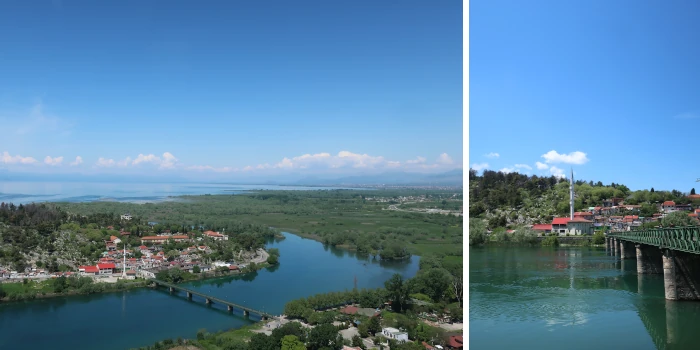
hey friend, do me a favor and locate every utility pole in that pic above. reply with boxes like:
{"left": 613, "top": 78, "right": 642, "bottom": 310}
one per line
{"left": 122, "top": 242, "right": 127, "bottom": 279}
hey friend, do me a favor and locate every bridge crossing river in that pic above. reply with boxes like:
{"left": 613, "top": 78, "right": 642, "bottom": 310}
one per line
{"left": 152, "top": 279, "right": 278, "bottom": 320}
{"left": 608, "top": 226, "right": 700, "bottom": 301}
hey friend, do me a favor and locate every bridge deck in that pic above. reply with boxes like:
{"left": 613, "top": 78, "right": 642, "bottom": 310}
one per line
{"left": 152, "top": 279, "right": 275, "bottom": 319}
{"left": 608, "top": 226, "right": 700, "bottom": 255}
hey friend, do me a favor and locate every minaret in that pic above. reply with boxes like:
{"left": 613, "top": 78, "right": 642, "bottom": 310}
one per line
{"left": 122, "top": 242, "right": 127, "bottom": 279}
{"left": 570, "top": 168, "right": 575, "bottom": 220}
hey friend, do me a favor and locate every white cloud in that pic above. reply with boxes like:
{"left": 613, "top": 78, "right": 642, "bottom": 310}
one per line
{"left": 484, "top": 152, "right": 500, "bottom": 158}
{"left": 549, "top": 166, "right": 566, "bottom": 179}
{"left": 161, "top": 152, "right": 178, "bottom": 169}
{"left": 541, "top": 150, "right": 589, "bottom": 165}
{"left": 1, "top": 151, "right": 38, "bottom": 164}
{"left": 44, "top": 156, "right": 64, "bottom": 166}
{"left": 406, "top": 156, "right": 427, "bottom": 164}
{"left": 242, "top": 165, "right": 254, "bottom": 172}
{"left": 96, "top": 158, "right": 116, "bottom": 167}
{"left": 387, "top": 161, "right": 401, "bottom": 168}
{"left": 436, "top": 153, "right": 454, "bottom": 165}
{"left": 471, "top": 163, "right": 489, "bottom": 171}
{"left": 535, "top": 161, "right": 549, "bottom": 170}
{"left": 70, "top": 156, "right": 83, "bottom": 166}
{"left": 499, "top": 167, "right": 515, "bottom": 174}
{"left": 117, "top": 157, "right": 131, "bottom": 167}
{"left": 132, "top": 154, "right": 160, "bottom": 166}
{"left": 514, "top": 164, "right": 532, "bottom": 170}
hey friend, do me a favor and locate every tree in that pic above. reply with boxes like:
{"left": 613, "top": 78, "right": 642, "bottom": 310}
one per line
{"left": 272, "top": 322, "right": 307, "bottom": 344}
{"left": 307, "top": 323, "right": 343, "bottom": 350}
{"left": 267, "top": 254, "right": 279, "bottom": 265}
{"left": 651, "top": 187, "right": 655, "bottom": 193}
{"left": 469, "top": 219, "right": 487, "bottom": 246}
{"left": 692, "top": 188, "right": 696, "bottom": 195}
{"left": 0, "top": 284, "right": 6, "bottom": 299}
{"left": 192, "top": 265, "right": 201, "bottom": 274}
{"left": 281, "top": 335, "right": 306, "bottom": 350}
{"left": 250, "top": 333, "right": 278, "bottom": 350}
{"left": 367, "top": 316, "right": 382, "bottom": 336}
{"left": 662, "top": 211, "right": 697, "bottom": 227}
{"left": 384, "top": 273, "right": 409, "bottom": 312}
{"left": 449, "top": 273, "right": 463, "bottom": 307}
{"left": 352, "top": 335, "right": 365, "bottom": 349}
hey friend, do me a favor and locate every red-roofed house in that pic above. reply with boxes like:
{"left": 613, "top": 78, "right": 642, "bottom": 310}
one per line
{"left": 552, "top": 218, "right": 570, "bottom": 235}
{"left": 141, "top": 235, "right": 190, "bottom": 244}
{"left": 96, "top": 263, "right": 115, "bottom": 274}
{"left": 204, "top": 231, "right": 228, "bottom": 241}
{"left": 574, "top": 212, "right": 594, "bottom": 221}
{"left": 340, "top": 306, "right": 359, "bottom": 315}
{"left": 662, "top": 201, "right": 676, "bottom": 213}
{"left": 623, "top": 215, "right": 639, "bottom": 223}
{"left": 447, "top": 335, "right": 463, "bottom": 349}
{"left": 79, "top": 266, "right": 99, "bottom": 275}
{"left": 531, "top": 224, "right": 552, "bottom": 234}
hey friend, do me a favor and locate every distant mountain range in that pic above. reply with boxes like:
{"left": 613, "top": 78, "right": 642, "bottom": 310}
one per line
{"left": 0, "top": 169, "right": 463, "bottom": 187}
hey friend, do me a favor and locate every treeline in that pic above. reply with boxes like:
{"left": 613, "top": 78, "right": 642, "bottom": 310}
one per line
{"left": 0, "top": 276, "right": 146, "bottom": 301}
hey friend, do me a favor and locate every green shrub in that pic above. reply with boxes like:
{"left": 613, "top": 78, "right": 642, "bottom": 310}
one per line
{"left": 542, "top": 236, "right": 560, "bottom": 247}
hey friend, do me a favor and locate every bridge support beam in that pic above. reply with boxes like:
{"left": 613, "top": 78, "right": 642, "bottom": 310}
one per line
{"left": 243, "top": 310, "right": 249, "bottom": 316}
{"left": 206, "top": 298, "right": 212, "bottom": 304}
{"left": 619, "top": 240, "right": 635, "bottom": 259}
{"left": 613, "top": 238, "right": 618, "bottom": 256}
{"left": 662, "top": 249, "right": 700, "bottom": 300}
{"left": 187, "top": 292, "right": 192, "bottom": 300}
{"left": 227, "top": 305, "right": 233, "bottom": 312}
{"left": 636, "top": 244, "right": 663, "bottom": 274}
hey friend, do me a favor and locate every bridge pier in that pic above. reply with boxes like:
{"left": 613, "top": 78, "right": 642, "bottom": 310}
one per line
{"left": 187, "top": 292, "right": 192, "bottom": 300}
{"left": 635, "top": 244, "right": 663, "bottom": 274}
{"left": 227, "top": 305, "right": 233, "bottom": 312}
{"left": 663, "top": 249, "right": 678, "bottom": 300}
{"left": 613, "top": 238, "right": 618, "bottom": 256}
{"left": 169, "top": 286, "right": 174, "bottom": 293}
{"left": 206, "top": 298, "right": 212, "bottom": 304}
{"left": 243, "top": 310, "right": 249, "bottom": 316}
{"left": 661, "top": 249, "right": 700, "bottom": 300}
{"left": 620, "top": 240, "right": 635, "bottom": 259}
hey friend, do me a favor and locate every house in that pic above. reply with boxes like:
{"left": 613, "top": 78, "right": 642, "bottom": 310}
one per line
{"left": 141, "top": 235, "right": 190, "bottom": 245}
{"left": 106, "top": 243, "right": 116, "bottom": 251}
{"left": 340, "top": 306, "right": 359, "bottom": 315}
{"left": 676, "top": 204, "right": 693, "bottom": 211}
{"left": 124, "top": 270, "right": 137, "bottom": 280}
{"left": 573, "top": 212, "right": 594, "bottom": 221}
{"left": 120, "top": 231, "right": 131, "bottom": 236}
{"left": 603, "top": 198, "right": 624, "bottom": 207}
{"left": 97, "top": 263, "right": 115, "bottom": 274}
{"left": 199, "top": 265, "right": 213, "bottom": 272}
{"left": 592, "top": 206, "right": 602, "bottom": 215}
{"left": 623, "top": 215, "right": 639, "bottom": 223}
{"left": 551, "top": 218, "right": 570, "bottom": 235}
{"left": 203, "top": 231, "right": 228, "bottom": 241}
{"left": 447, "top": 336, "right": 463, "bottom": 350}
{"left": 531, "top": 224, "right": 552, "bottom": 235}
{"left": 110, "top": 236, "right": 122, "bottom": 244}
{"left": 79, "top": 266, "right": 99, "bottom": 276}
{"left": 567, "top": 218, "right": 594, "bottom": 235}
{"left": 662, "top": 201, "right": 676, "bottom": 213}
{"left": 121, "top": 213, "right": 132, "bottom": 221}
{"left": 382, "top": 327, "right": 408, "bottom": 343}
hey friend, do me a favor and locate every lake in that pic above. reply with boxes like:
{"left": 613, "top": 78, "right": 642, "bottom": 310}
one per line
{"left": 469, "top": 246, "right": 700, "bottom": 350}
{"left": 0, "top": 232, "right": 419, "bottom": 350}
{"left": 0, "top": 181, "right": 367, "bottom": 205}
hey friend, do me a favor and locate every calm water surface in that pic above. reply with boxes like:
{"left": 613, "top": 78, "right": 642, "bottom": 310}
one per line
{"left": 0, "top": 181, "right": 367, "bottom": 204}
{"left": 469, "top": 246, "right": 700, "bottom": 350}
{"left": 0, "top": 233, "right": 419, "bottom": 350}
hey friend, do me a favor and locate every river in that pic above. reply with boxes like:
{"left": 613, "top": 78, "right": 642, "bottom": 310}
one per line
{"left": 470, "top": 246, "right": 700, "bottom": 350}
{"left": 0, "top": 233, "right": 419, "bottom": 350}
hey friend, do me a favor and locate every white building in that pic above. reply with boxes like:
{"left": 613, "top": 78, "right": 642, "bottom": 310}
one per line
{"left": 121, "top": 213, "right": 133, "bottom": 221}
{"left": 382, "top": 327, "right": 408, "bottom": 343}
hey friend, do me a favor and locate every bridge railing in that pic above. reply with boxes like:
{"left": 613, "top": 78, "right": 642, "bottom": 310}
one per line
{"left": 608, "top": 226, "right": 700, "bottom": 254}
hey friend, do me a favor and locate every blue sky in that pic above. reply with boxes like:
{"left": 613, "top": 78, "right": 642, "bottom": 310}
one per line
{"left": 470, "top": 0, "right": 700, "bottom": 192}
{"left": 0, "top": 0, "right": 462, "bottom": 179}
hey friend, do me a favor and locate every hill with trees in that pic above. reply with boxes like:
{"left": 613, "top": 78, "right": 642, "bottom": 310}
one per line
{"left": 469, "top": 169, "right": 700, "bottom": 229}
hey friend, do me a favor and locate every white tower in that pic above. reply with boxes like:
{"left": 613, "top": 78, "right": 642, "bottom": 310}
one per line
{"left": 122, "top": 242, "right": 127, "bottom": 278}
{"left": 570, "top": 168, "right": 575, "bottom": 220}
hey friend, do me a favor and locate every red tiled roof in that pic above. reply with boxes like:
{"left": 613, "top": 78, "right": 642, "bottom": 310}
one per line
{"left": 594, "top": 207, "right": 602, "bottom": 210}
{"left": 422, "top": 342, "right": 436, "bottom": 350}
{"left": 574, "top": 212, "right": 591, "bottom": 216}
{"left": 623, "top": 215, "right": 639, "bottom": 220}
{"left": 690, "top": 214, "right": 699, "bottom": 217}
{"left": 448, "top": 336, "right": 463, "bottom": 349}
{"left": 97, "top": 263, "right": 115, "bottom": 269}
{"left": 229, "top": 265, "right": 239, "bottom": 270}
{"left": 139, "top": 245, "right": 148, "bottom": 249}
{"left": 126, "top": 270, "right": 136, "bottom": 275}
{"left": 663, "top": 201, "right": 676, "bottom": 206}
{"left": 532, "top": 224, "right": 552, "bottom": 231}
{"left": 569, "top": 218, "right": 593, "bottom": 223}
{"left": 80, "top": 266, "right": 99, "bottom": 273}
{"left": 340, "top": 306, "right": 359, "bottom": 315}
{"left": 552, "top": 217, "right": 571, "bottom": 225}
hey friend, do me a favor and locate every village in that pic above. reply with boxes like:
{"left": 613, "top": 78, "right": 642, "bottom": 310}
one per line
{"left": 525, "top": 198, "right": 700, "bottom": 236}
{"left": 0, "top": 228, "right": 263, "bottom": 282}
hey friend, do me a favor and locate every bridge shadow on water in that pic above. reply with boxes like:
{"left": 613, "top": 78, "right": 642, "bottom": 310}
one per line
{"left": 151, "top": 287, "right": 261, "bottom": 323}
